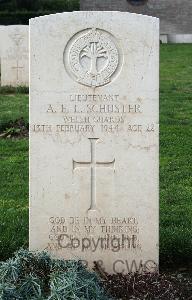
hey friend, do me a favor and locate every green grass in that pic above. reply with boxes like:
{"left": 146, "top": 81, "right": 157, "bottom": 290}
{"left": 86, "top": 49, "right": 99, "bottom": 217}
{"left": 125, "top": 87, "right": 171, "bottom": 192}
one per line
{"left": 160, "top": 45, "right": 192, "bottom": 268}
{"left": 0, "top": 138, "right": 28, "bottom": 258}
{"left": 0, "top": 86, "right": 29, "bottom": 95}
{"left": 0, "top": 91, "right": 28, "bottom": 132}
{"left": 0, "top": 88, "right": 29, "bottom": 259}
{"left": 0, "top": 45, "right": 192, "bottom": 269}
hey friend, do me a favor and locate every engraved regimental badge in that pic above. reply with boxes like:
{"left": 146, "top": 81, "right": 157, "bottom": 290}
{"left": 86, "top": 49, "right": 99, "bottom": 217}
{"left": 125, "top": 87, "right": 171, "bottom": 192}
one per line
{"left": 64, "top": 28, "right": 120, "bottom": 88}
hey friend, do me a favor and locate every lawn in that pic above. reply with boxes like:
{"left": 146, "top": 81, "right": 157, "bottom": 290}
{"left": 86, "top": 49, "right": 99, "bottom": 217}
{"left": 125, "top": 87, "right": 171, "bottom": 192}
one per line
{"left": 0, "top": 91, "right": 28, "bottom": 259}
{"left": 159, "top": 45, "right": 192, "bottom": 268}
{"left": 0, "top": 88, "right": 28, "bottom": 132}
{"left": 0, "top": 45, "right": 192, "bottom": 270}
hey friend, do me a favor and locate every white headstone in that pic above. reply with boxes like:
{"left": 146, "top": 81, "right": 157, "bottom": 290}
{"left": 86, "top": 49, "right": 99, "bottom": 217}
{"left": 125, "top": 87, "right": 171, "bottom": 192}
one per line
{"left": 168, "top": 34, "right": 192, "bottom": 44}
{"left": 0, "top": 25, "right": 29, "bottom": 86}
{"left": 160, "top": 34, "right": 168, "bottom": 44}
{"left": 30, "top": 12, "right": 159, "bottom": 274}
{"left": 0, "top": 26, "right": 4, "bottom": 76}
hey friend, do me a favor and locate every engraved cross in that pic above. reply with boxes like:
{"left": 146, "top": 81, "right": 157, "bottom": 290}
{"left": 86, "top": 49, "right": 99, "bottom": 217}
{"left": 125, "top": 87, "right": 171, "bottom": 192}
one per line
{"left": 73, "top": 138, "right": 115, "bottom": 212}
{"left": 12, "top": 61, "right": 24, "bottom": 80}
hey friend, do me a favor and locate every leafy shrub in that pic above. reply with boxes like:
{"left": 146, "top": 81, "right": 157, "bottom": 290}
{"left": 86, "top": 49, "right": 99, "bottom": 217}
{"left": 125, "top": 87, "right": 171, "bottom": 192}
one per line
{"left": 0, "top": 249, "right": 110, "bottom": 299}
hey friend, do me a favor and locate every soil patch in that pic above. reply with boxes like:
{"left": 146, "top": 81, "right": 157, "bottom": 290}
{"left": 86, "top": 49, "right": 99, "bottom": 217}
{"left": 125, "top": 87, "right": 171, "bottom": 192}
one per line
{"left": 94, "top": 264, "right": 192, "bottom": 299}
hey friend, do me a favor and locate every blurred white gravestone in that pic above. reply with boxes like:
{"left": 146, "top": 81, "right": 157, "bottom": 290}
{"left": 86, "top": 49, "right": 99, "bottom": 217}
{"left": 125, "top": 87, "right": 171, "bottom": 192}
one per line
{"left": 0, "top": 26, "right": 4, "bottom": 77}
{"left": 30, "top": 12, "right": 159, "bottom": 274}
{"left": 0, "top": 25, "right": 29, "bottom": 86}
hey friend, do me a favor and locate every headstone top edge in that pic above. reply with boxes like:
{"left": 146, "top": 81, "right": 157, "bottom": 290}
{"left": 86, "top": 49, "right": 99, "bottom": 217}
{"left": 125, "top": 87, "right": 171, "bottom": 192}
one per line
{"left": 29, "top": 11, "right": 159, "bottom": 24}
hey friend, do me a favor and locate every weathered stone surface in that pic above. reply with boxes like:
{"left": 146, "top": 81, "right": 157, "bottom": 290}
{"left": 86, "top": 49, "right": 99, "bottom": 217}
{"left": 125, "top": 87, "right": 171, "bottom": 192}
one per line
{"left": 0, "top": 25, "right": 29, "bottom": 86}
{"left": 0, "top": 26, "right": 5, "bottom": 78}
{"left": 30, "top": 11, "right": 159, "bottom": 274}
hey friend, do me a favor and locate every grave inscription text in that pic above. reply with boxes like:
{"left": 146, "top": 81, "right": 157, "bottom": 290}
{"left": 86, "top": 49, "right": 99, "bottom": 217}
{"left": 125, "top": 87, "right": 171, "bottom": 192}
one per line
{"left": 32, "top": 94, "right": 155, "bottom": 135}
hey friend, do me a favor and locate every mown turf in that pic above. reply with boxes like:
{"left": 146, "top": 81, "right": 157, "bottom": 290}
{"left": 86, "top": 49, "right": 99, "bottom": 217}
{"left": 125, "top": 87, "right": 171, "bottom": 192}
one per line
{"left": 0, "top": 92, "right": 28, "bottom": 132}
{"left": 0, "top": 45, "right": 192, "bottom": 268}
{"left": 0, "top": 138, "right": 28, "bottom": 259}
{"left": 160, "top": 45, "right": 192, "bottom": 268}
{"left": 0, "top": 88, "right": 29, "bottom": 259}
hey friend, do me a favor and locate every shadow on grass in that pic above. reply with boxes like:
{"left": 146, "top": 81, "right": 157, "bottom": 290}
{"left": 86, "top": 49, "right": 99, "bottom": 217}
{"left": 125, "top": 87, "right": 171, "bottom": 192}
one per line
{"left": 0, "top": 85, "right": 29, "bottom": 94}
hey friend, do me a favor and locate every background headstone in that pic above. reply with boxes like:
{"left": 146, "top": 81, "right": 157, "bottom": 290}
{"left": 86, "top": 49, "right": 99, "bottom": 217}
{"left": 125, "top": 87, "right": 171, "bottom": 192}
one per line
{"left": 0, "top": 27, "right": 3, "bottom": 79}
{"left": 160, "top": 34, "right": 168, "bottom": 44}
{"left": 167, "top": 34, "right": 192, "bottom": 43}
{"left": 30, "top": 12, "right": 159, "bottom": 274}
{"left": 0, "top": 25, "right": 29, "bottom": 86}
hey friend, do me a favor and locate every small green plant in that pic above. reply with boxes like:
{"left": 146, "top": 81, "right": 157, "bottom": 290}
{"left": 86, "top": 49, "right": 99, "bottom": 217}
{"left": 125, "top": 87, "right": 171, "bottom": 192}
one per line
{"left": 1, "top": 127, "right": 21, "bottom": 138}
{"left": 0, "top": 118, "right": 28, "bottom": 138}
{"left": 0, "top": 249, "right": 110, "bottom": 300}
